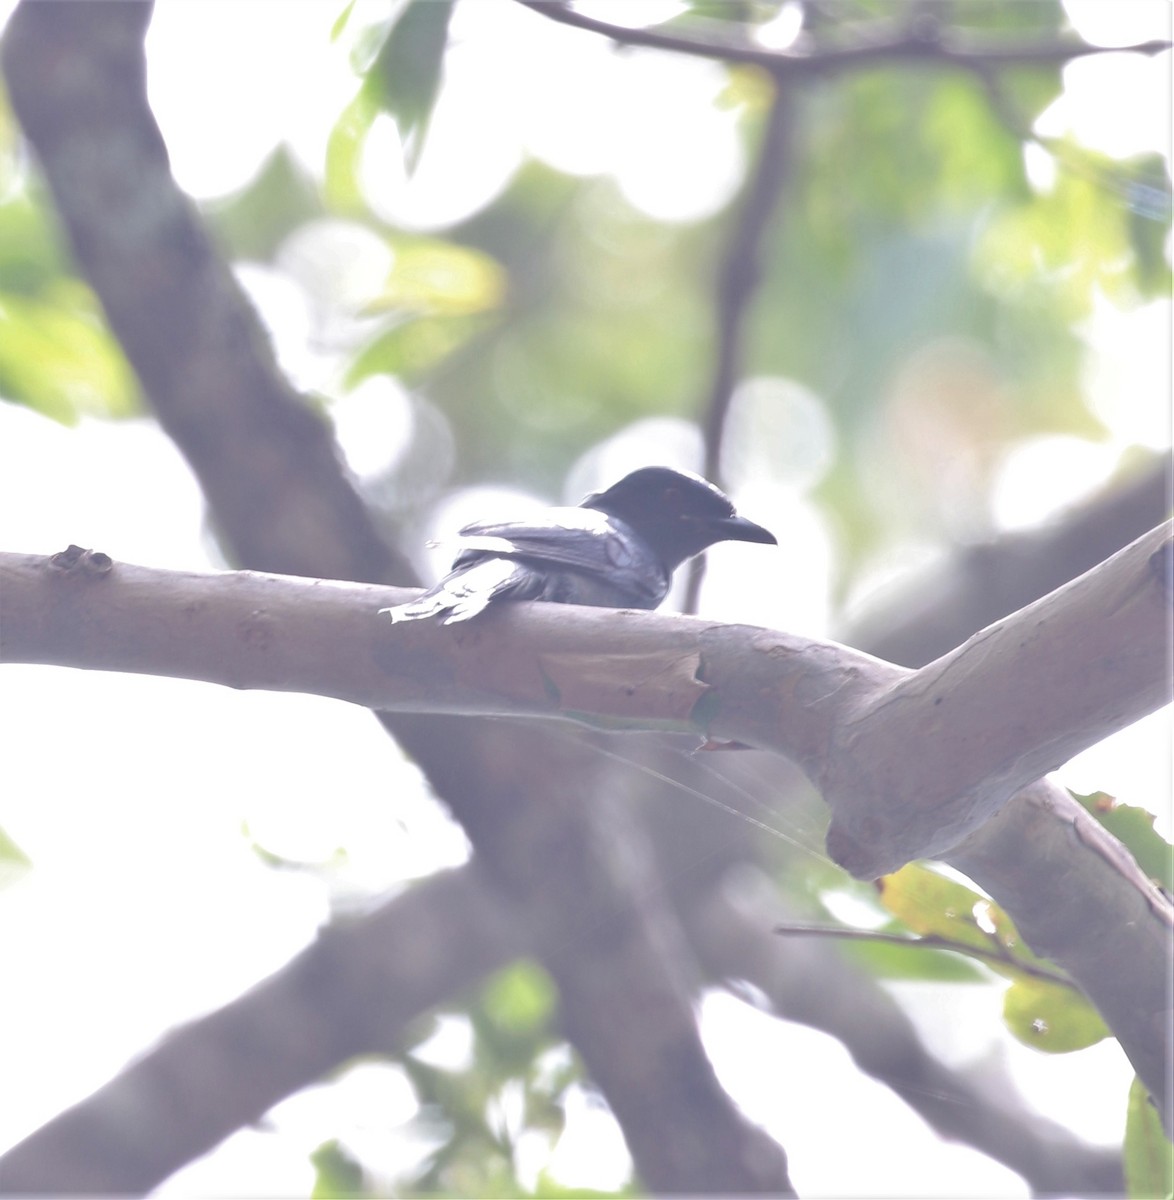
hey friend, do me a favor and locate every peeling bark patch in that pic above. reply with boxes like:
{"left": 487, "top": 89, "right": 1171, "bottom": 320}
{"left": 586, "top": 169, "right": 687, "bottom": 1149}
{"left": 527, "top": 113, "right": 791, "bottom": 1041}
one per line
{"left": 538, "top": 649, "right": 708, "bottom": 719}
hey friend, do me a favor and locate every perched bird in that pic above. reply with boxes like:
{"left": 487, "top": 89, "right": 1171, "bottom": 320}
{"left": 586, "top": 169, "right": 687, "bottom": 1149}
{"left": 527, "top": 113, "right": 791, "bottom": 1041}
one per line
{"left": 382, "top": 466, "right": 777, "bottom": 624}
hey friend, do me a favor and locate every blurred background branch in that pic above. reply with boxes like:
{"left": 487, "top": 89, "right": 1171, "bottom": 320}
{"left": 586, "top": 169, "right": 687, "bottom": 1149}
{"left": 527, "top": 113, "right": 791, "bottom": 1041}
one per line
{"left": 518, "top": 1, "right": 1171, "bottom": 73}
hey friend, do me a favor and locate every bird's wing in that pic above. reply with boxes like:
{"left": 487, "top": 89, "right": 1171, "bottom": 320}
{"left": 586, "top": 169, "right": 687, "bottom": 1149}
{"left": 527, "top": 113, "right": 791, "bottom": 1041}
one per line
{"left": 454, "top": 509, "right": 648, "bottom": 575}
{"left": 383, "top": 510, "right": 668, "bottom": 625}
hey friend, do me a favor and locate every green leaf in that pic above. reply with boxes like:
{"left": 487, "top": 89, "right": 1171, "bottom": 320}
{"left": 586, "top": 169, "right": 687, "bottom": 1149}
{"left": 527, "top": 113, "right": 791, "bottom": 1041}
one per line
{"left": 842, "top": 936, "right": 989, "bottom": 983}
{"left": 365, "top": 0, "right": 454, "bottom": 173}
{"left": 0, "top": 825, "right": 32, "bottom": 890}
{"left": 470, "top": 961, "right": 558, "bottom": 1077}
{"left": 1125, "top": 1076, "right": 1174, "bottom": 1200}
{"left": 310, "top": 1138, "right": 365, "bottom": 1199}
{"left": 481, "top": 961, "right": 557, "bottom": 1035}
{"left": 0, "top": 289, "right": 140, "bottom": 421}
{"left": 326, "top": 89, "right": 379, "bottom": 214}
{"left": 1002, "top": 976, "right": 1111, "bottom": 1053}
{"left": 532, "top": 1172, "right": 638, "bottom": 1199}
{"left": 876, "top": 863, "right": 1025, "bottom": 961}
{"left": 976, "top": 144, "right": 1166, "bottom": 317}
{"left": 1073, "top": 791, "right": 1174, "bottom": 894}
{"left": 205, "top": 147, "right": 323, "bottom": 262}
{"left": 345, "top": 314, "right": 491, "bottom": 386}
{"left": 0, "top": 194, "right": 72, "bottom": 295}
{"left": 364, "top": 237, "right": 507, "bottom": 317}
{"left": 878, "top": 864, "right": 1110, "bottom": 1052}
{"left": 331, "top": 0, "right": 358, "bottom": 43}
{"left": 1119, "top": 154, "right": 1173, "bottom": 298}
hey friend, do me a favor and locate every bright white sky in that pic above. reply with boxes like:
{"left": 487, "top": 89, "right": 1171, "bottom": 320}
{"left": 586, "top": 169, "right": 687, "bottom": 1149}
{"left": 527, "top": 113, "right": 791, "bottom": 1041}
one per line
{"left": 0, "top": 1, "right": 1170, "bottom": 1196}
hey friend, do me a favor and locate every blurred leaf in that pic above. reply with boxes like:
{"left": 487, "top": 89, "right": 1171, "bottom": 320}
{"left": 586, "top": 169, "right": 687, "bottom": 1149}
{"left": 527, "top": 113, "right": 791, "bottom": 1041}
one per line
{"left": 0, "top": 289, "right": 140, "bottom": 421}
{"left": 0, "top": 181, "right": 141, "bottom": 422}
{"left": 880, "top": 864, "right": 1112, "bottom": 1054}
{"left": 361, "top": 236, "right": 506, "bottom": 319}
{"left": 345, "top": 314, "right": 491, "bottom": 386}
{"left": 471, "top": 961, "right": 557, "bottom": 1077}
{"left": 326, "top": 88, "right": 379, "bottom": 214}
{"left": 1120, "top": 155, "right": 1174, "bottom": 298}
{"left": 533, "top": 1173, "right": 637, "bottom": 1199}
{"left": 481, "top": 960, "right": 558, "bottom": 1035}
{"left": 1124, "top": 1076, "right": 1174, "bottom": 1200}
{"left": 977, "top": 148, "right": 1160, "bottom": 317}
{"left": 0, "top": 825, "right": 32, "bottom": 890}
{"left": 205, "top": 148, "right": 323, "bottom": 262}
{"left": 949, "top": 0, "right": 1067, "bottom": 33}
{"left": 0, "top": 193, "right": 71, "bottom": 295}
{"left": 675, "top": 0, "right": 757, "bottom": 23}
{"left": 923, "top": 75, "right": 1032, "bottom": 209}
{"left": 877, "top": 863, "right": 1019, "bottom": 959}
{"left": 402, "top": 1051, "right": 487, "bottom": 1133}
{"left": 0, "top": 82, "right": 21, "bottom": 196}
{"left": 840, "top": 935, "right": 989, "bottom": 983}
{"left": 311, "top": 1139, "right": 365, "bottom": 1198}
{"left": 1073, "top": 791, "right": 1174, "bottom": 894}
{"left": 365, "top": 0, "right": 454, "bottom": 173}
{"left": 331, "top": 0, "right": 358, "bottom": 43}
{"left": 1002, "top": 975, "right": 1111, "bottom": 1052}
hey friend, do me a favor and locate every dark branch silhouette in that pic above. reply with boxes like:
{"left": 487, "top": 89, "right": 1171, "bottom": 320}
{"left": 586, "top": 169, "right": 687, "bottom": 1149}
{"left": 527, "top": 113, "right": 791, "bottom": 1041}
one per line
{"left": 517, "top": 1, "right": 1171, "bottom": 75}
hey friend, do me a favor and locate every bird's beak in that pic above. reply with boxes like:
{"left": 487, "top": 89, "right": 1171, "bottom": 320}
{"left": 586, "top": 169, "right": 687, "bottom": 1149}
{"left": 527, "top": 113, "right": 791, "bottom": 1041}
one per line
{"left": 710, "top": 515, "right": 777, "bottom": 545}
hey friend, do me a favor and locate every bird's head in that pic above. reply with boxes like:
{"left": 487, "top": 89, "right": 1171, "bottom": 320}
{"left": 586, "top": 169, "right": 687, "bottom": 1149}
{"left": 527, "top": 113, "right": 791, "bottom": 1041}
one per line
{"left": 581, "top": 466, "right": 776, "bottom": 570}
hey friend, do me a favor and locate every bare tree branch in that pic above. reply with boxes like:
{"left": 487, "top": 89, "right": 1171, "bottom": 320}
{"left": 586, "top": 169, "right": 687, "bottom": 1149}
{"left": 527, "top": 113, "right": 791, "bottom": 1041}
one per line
{"left": 949, "top": 777, "right": 1174, "bottom": 1132}
{"left": 517, "top": 1, "right": 1171, "bottom": 75}
{"left": 4, "top": 523, "right": 1167, "bottom": 876}
{"left": 683, "top": 81, "right": 796, "bottom": 614}
{"left": 847, "top": 455, "right": 1172, "bottom": 666}
{"left": 2, "top": 535, "right": 1170, "bottom": 1125}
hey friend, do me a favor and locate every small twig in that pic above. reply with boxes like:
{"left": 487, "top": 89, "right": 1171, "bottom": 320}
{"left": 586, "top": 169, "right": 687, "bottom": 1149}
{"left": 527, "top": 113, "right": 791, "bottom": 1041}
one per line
{"left": 515, "top": 1, "right": 1171, "bottom": 77}
{"left": 771, "top": 922, "right": 1075, "bottom": 987}
{"left": 683, "top": 82, "right": 796, "bottom": 615}
{"left": 703, "top": 85, "right": 795, "bottom": 481}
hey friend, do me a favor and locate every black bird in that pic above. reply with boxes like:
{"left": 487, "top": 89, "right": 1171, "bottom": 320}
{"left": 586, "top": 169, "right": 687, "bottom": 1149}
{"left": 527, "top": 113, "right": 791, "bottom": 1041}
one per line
{"left": 382, "top": 466, "right": 777, "bottom": 624}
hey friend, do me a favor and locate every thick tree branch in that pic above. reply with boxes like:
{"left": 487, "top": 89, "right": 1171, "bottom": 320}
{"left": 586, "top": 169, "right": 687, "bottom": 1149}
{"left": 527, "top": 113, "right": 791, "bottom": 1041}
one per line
{"left": 5, "top": 538, "right": 1169, "bottom": 1125}
{"left": 847, "top": 455, "right": 1172, "bottom": 667}
{"left": 948, "top": 778, "right": 1172, "bottom": 1130}
{"left": 820, "top": 521, "right": 1172, "bottom": 876}
{"left": 4, "top": 525, "right": 1168, "bottom": 878}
